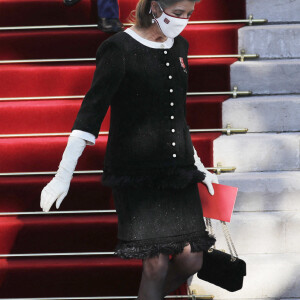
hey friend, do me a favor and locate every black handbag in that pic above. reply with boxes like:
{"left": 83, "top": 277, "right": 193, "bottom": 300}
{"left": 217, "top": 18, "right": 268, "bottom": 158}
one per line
{"left": 197, "top": 218, "right": 247, "bottom": 292}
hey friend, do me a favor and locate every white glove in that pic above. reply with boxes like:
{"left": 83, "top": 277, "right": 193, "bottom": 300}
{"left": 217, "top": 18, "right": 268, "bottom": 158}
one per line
{"left": 40, "top": 135, "right": 87, "bottom": 212}
{"left": 193, "top": 145, "right": 219, "bottom": 195}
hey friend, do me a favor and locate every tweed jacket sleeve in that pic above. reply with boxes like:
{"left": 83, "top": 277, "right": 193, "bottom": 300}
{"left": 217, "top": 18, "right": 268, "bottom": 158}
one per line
{"left": 70, "top": 39, "right": 125, "bottom": 141}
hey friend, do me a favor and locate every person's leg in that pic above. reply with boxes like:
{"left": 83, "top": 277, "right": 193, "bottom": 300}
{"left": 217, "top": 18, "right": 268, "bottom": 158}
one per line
{"left": 138, "top": 253, "right": 170, "bottom": 300}
{"left": 162, "top": 244, "right": 204, "bottom": 296}
{"left": 97, "top": 0, "right": 119, "bottom": 19}
{"left": 97, "top": 0, "right": 124, "bottom": 32}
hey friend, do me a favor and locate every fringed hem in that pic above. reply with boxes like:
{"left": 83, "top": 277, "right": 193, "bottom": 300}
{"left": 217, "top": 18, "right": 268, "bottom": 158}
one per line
{"left": 102, "top": 164, "right": 206, "bottom": 190}
{"left": 114, "top": 230, "right": 216, "bottom": 260}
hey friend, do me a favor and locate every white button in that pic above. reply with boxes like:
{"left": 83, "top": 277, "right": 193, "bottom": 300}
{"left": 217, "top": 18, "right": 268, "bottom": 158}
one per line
{"left": 170, "top": 102, "right": 174, "bottom": 106}
{"left": 164, "top": 50, "right": 168, "bottom": 54}
{"left": 172, "top": 142, "right": 176, "bottom": 146}
{"left": 166, "top": 62, "right": 170, "bottom": 66}
{"left": 173, "top": 153, "right": 177, "bottom": 158}
{"left": 171, "top": 129, "right": 175, "bottom": 132}
{"left": 170, "top": 115, "right": 174, "bottom": 119}
{"left": 170, "top": 89, "right": 173, "bottom": 93}
{"left": 169, "top": 75, "right": 172, "bottom": 79}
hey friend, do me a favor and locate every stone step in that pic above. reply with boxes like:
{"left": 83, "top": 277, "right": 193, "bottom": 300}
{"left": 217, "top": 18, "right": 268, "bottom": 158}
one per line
{"left": 203, "top": 210, "right": 300, "bottom": 254}
{"left": 238, "top": 24, "right": 300, "bottom": 58}
{"left": 213, "top": 132, "right": 300, "bottom": 172}
{"left": 189, "top": 253, "right": 300, "bottom": 299}
{"left": 189, "top": 298, "right": 278, "bottom": 300}
{"left": 0, "top": 25, "right": 240, "bottom": 60}
{"left": 190, "top": 299, "right": 278, "bottom": 300}
{"left": 0, "top": 256, "right": 143, "bottom": 297}
{"left": 189, "top": 298, "right": 279, "bottom": 300}
{"left": 216, "top": 171, "right": 300, "bottom": 212}
{"left": 0, "top": 133, "right": 216, "bottom": 173}
{"left": 246, "top": 0, "right": 300, "bottom": 23}
{"left": 230, "top": 59, "right": 300, "bottom": 95}
{"left": 222, "top": 95, "right": 300, "bottom": 132}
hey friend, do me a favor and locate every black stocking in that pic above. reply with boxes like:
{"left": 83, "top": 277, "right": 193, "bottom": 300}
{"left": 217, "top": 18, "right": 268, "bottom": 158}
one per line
{"left": 162, "top": 244, "right": 204, "bottom": 296}
{"left": 137, "top": 244, "right": 204, "bottom": 299}
{"left": 137, "top": 253, "right": 170, "bottom": 300}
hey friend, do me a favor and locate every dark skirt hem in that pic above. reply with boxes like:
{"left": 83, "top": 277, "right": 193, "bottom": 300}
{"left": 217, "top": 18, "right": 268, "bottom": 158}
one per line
{"left": 114, "top": 230, "right": 216, "bottom": 260}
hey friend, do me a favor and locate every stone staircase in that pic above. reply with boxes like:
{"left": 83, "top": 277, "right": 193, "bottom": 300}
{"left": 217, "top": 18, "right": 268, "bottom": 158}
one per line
{"left": 188, "top": 1, "right": 300, "bottom": 299}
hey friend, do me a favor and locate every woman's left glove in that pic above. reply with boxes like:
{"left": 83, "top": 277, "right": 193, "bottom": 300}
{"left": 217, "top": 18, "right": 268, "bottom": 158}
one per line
{"left": 193, "top": 145, "right": 219, "bottom": 195}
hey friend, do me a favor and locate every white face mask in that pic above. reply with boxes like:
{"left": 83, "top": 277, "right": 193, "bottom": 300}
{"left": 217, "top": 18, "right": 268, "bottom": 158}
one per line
{"left": 149, "top": 2, "right": 189, "bottom": 39}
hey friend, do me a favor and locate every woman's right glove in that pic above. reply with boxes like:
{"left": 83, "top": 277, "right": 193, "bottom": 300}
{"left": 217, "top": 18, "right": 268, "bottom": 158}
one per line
{"left": 40, "top": 135, "right": 87, "bottom": 212}
{"left": 193, "top": 145, "right": 219, "bottom": 196}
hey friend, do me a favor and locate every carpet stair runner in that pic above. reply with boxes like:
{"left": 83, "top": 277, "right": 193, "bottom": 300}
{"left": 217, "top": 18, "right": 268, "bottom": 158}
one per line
{"left": 0, "top": 0, "right": 247, "bottom": 297}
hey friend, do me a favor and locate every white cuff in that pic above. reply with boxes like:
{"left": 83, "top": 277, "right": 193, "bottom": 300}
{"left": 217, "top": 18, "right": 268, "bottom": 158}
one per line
{"left": 70, "top": 130, "right": 96, "bottom": 146}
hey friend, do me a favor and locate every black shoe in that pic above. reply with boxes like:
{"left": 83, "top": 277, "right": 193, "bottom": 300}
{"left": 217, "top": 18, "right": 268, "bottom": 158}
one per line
{"left": 63, "top": 0, "right": 81, "bottom": 6}
{"left": 97, "top": 17, "right": 125, "bottom": 33}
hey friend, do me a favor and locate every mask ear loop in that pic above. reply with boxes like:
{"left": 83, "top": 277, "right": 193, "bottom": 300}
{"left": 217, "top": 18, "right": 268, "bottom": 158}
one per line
{"left": 149, "top": 7, "right": 155, "bottom": 23}
{"left": 149, "top": 5, "right": 156, "bottom": 23}
{"left": 149, "top": 2, "right": 163, "bottom": 23}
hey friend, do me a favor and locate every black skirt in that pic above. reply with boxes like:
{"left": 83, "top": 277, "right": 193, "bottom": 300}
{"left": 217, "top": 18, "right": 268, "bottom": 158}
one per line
{"left": 112, "top": 181, "right": 216, "bottom": 259}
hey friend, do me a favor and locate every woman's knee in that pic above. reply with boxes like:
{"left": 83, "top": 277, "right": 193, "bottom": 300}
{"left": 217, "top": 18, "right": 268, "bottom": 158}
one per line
{"left": 142, "top": 253, "right": 169, "bottom": 280}
{"left": 173, "top": 244, "right": 204, "bottom": 275}
{"left": 190, "top": 251, "right": 204, "bottom": 272}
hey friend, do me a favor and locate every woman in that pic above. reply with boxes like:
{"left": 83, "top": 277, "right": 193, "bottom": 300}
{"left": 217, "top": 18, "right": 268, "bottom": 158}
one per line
{"left": 40, "top": 0, "right": 219, "bottom": 298}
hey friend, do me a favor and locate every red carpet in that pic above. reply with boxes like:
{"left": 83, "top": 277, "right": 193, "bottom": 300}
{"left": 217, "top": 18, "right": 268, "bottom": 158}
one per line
{"left": 0, "top": 0, "right": 246, "bottom": 297}
{"left": 0, "top": 24, "right": 243, "bottom": 59}
{"left": 0, "top": 95, "right": 225, "bottom": 134}
{"left": 0, "top": 256, "right": 143, "bottom": 298}
{"left": 0, "top": 58, "right": 236, "bottom": 97}
{"left": 0, "top": 0, "right": 245, "bottom": 27}
{"left": 0, "top": 175, "right": 113, "bottom": 212}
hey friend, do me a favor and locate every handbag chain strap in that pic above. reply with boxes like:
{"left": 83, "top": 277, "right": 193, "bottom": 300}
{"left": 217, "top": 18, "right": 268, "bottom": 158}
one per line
{"left": 220, "top": 220, "right": 238, "bottom": 259}
{"left": 205, "top": 217, "right": 239, "bottom": 261}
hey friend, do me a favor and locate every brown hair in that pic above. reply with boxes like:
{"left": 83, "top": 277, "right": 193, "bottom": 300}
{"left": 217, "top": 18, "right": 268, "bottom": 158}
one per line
{"left": 127, "top": 0, "right": 201, "bottom": 29}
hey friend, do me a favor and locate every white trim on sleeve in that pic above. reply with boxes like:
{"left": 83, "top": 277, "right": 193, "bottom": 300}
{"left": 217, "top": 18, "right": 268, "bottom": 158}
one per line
{"left": 70, "top": 130, "right": 96, "bottom": 146}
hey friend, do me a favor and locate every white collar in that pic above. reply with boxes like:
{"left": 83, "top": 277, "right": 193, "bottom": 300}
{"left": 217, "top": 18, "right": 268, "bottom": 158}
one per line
{"left": 124, "top": 27, "right": 174, "bottom": 49}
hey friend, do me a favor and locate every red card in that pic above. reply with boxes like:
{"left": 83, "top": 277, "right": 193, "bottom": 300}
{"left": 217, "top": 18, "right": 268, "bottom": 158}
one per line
{"left": 197, "top": 182, "right": 238, "bottom": 222}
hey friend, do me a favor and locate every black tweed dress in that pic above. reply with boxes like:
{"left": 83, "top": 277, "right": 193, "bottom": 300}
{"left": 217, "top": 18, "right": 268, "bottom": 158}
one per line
{"left": 109, "top": 28, "right": 216, "bottom": 260}
{"left": 69, "top": 26, "right": 217, "bottom": 259}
